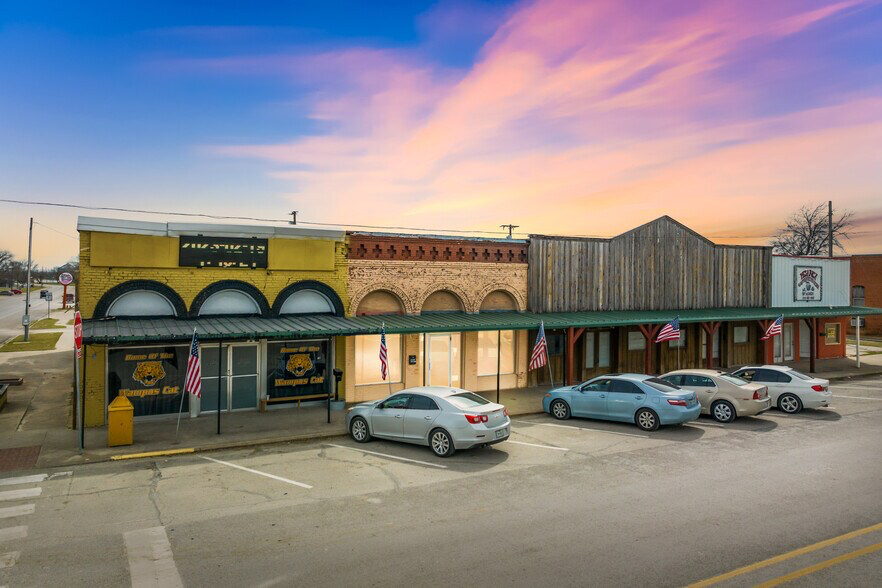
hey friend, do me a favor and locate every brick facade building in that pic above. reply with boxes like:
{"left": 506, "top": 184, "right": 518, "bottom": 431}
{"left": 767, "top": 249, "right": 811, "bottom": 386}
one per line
{"left": 849, "top": 254, "right": 882, "bottom": 336}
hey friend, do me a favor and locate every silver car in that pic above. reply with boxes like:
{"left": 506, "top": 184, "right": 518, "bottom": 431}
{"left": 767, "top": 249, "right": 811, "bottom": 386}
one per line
{"left": 346, "top": 386, "right": 510, "bottom": 457}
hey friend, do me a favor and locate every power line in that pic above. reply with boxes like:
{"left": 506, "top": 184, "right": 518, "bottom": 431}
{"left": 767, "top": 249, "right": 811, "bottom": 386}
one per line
{"left": 33, "top": 221, "right": 78, "bottom": 240}
{"left": 0, "top": 198, "right": 523, "bottom": 237}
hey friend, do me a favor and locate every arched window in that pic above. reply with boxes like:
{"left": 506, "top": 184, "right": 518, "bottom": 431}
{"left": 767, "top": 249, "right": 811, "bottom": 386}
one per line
{"left": 107, "top": 290, "right": 177, "bottom": 317}
{"left": 479, "top": 289, "right": 518, "bottom": 312}
{"left": 198, "top": 290, "right": 261, "bottom": 316}
{"left": 853, "top": 285, "right": 865, "bottom": 306}
{"left": 356, "top": 290, "right": 405, "bottom": 316}
{"left": 279, "top": 290, "right": 335, "bottom": 315}
{"left": 421, "top": 290, "right": 464, "bottom": 313}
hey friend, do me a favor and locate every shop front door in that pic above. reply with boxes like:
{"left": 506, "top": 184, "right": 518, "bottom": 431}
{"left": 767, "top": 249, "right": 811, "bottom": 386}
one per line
{"left": 775, "top": 324, "right": 795, "bottom": 362}
{"left": 200, "top": 344, "right": 259, "bottom": 413}
{"left": 427, "top": 333, "right": 461, "bottom": 388}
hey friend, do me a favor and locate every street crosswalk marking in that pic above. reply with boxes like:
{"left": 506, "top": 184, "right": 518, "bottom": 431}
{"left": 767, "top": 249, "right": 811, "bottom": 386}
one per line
{"left": 0, "top": 505, "right": 34, "bottom": 520}
{"left": 0, "top": 474, "right": 48, "bottom": 487}
{"left": 0, "top": 551, "right": 20, "bottom": 569}
{"left": 0, "top": 488, "right": 41, "bottom": 501}
{"left": 0, "top": 526, "right": 27, "bottom": 543}
{"left": 123, "top": 526, "right": 184, "bottom": 588}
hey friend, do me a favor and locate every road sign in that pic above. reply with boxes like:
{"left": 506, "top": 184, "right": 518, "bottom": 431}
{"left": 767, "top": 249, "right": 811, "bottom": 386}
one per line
{"left": 59, "top": 272, "right": 74, "bottom": 286}
{"left": 46, "top": 291, "right": 53, "bottom": 302}
{"left": 851, "top": 317, "right": 866, "bottom": 328}
{"left": 74, "top": 311, "right": 83, "bottom": 358}
{"left": 21, "top": 314, "right": 30, "bottom": 327}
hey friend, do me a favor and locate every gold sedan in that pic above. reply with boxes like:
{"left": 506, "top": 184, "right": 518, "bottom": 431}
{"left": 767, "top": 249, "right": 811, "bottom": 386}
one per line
{"left": 660, "top": 369, "right": 771, "bottom": 423}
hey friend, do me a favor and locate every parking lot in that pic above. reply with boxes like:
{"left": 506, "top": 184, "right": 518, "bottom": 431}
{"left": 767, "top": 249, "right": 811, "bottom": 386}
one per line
{"left": 2, "top": 377, "right": 881, "bottom": 587}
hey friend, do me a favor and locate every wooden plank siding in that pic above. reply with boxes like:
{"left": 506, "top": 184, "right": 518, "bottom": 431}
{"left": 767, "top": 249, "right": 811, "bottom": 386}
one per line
{"left": 528, "top": 217, "right": 772, "bottom": 313}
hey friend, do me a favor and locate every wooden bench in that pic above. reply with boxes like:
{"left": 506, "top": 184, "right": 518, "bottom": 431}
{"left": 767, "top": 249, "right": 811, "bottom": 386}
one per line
{"left": 259, "top": 393, "right": 330, "bottom": 412}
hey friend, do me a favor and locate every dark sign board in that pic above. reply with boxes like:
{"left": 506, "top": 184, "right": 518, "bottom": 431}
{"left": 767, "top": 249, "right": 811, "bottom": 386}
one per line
{"left": 266, "top": 341, "right": 330, "bottom": 400}
{"left": 179, "top": 235, "right": 268, "bottom": 269}
{"left": 108, "top": 346, "right": 188, "bottom": 417}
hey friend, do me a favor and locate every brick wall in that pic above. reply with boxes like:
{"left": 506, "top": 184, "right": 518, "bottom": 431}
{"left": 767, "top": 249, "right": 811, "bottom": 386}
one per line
{"left": 850, "top": 255, "right": 882, "bottom": 336}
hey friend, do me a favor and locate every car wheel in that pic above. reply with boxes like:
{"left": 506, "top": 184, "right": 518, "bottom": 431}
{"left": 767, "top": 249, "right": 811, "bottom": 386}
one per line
{"left": 778, "top": 394, "right": 803, "bottom": 414}
{"left": 349, "top": 416, "right": 371, "bottom": 443}
{"left": 711, "top": 400, "right": 736, "bottom": 423}
{"left": 429, "top": 429, "right": 455, "bottom": 458}
{"left": 550, "top": 399, "right": 570, "bottom": 420}
{"left": 635, "top": 408, "right": 660, "bottom": 431}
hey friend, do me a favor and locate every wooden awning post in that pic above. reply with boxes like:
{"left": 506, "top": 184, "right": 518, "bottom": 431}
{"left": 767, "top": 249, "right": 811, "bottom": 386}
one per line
{"left": 757, "top": 320, "right": 772, "bottom": 364}
{"left": 637, "top": 324, "right": 662, "bottom": 375}
{"left": 809, "top": 318, "right": 817, "bottom": 373}
{"left": 566, "top": 327, "right": 586, "bottom": 386}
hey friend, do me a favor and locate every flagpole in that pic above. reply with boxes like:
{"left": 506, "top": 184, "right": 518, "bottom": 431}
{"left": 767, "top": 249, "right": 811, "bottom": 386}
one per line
{"left": 545, "top": 324, "right": 554, "bottom": 388}
{"left": 382, "top": 322, "right": 393, "bottom": 396}
{"left": 175, "top": 328, "right": 195, "bottom": 442}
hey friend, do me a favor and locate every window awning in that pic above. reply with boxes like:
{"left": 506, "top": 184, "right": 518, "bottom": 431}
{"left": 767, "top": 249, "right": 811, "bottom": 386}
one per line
{"left": 82, "top": 306, "right": 882, "bottom": 345}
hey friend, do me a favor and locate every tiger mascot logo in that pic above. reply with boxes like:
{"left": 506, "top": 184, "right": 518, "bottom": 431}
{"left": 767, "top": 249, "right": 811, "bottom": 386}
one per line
{"left": 286, "top": 354, "right": 313, "bottom": 377}
{"left": 132, "top": 361, "right": 166, "bottom": 386}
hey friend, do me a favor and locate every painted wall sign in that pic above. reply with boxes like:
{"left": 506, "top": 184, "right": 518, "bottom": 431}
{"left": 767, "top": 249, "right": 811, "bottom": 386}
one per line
{"left": 266, "top": 341, "right": 329, "bottom": 399}
{"left": 179, "top": 235, "right": 268, "bottom": 269}
{"left": 107, "top": 346, "right": 188, "bottom": 416}
{"left": 794, "top": 265, "right": 823, "bottom": 302}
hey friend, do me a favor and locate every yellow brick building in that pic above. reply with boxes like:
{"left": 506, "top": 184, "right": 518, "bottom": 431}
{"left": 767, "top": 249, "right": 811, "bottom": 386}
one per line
{"left": 78, "top": 217, "right": 349, "bottom": 426}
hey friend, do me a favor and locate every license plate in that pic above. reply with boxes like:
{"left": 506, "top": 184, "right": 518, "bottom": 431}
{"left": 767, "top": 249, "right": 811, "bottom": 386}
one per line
{"left": 495, "top": 428, "right": 506, "bottom": 439}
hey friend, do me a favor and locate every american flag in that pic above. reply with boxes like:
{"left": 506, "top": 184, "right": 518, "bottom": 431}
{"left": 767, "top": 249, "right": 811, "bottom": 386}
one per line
{"left": 761, "top": 315, "right": 784, "bottom": 340}
{"left": 655, "top": 317, "right": 681, "bottom": 343}
{"left": 379, "top": 323, "right": 388, "bottom": 381}
{"left": 529, "top": 321, "right": 549, "bottom": 370}
{"left": 184, "top": 330, "right": 201, "bottom": 398}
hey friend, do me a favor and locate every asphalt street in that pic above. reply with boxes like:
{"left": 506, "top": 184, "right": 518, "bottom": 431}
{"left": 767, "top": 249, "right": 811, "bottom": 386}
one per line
{"left": 1, "top": 377, "right": 880, "bottom": 587}
{"left": 0, "top": 285, "right": 66, "bottom": 341}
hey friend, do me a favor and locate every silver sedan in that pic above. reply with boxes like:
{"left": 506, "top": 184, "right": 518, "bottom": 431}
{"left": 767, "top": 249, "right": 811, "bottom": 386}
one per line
{"left": 346, "top": 386, "right": 510, "bottom": 457}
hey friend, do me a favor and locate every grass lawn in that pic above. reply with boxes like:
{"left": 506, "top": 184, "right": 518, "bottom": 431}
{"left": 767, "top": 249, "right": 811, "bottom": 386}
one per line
{"left": 30, "top": 318, "right": 63, "bottom": 330}
{"left": 0, "top": 332, "right": 63, "bottom": 352}
{"left": 847, "top": 338, "right": 882, "bottom": 348}
{"left": 67, "top": 318, "right": 76, "bottom": 326}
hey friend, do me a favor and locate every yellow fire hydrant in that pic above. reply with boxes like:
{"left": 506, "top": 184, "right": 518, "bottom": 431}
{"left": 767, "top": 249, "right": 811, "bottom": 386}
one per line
{"left": 107, "top": 395, "right": 134, "bottom": 447}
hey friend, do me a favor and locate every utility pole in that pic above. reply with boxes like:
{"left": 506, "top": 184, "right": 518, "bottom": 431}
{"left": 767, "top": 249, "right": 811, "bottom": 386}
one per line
{"left": 828, "top": 200, "right": 833, "bottom": 258}
{"left": 500, "top": 224, "right": 519, "bottom": 239}
{"left": 23, "top": 217, "right": 33, "bottom": 342}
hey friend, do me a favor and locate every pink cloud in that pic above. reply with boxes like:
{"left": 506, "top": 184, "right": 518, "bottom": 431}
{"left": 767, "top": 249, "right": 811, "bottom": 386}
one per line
{"left": 197, "top": 0, "right": 881, "bottom": 250}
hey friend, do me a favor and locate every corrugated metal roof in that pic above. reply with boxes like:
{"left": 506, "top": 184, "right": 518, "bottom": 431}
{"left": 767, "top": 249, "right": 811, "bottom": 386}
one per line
{"left": 82, "top": 306, "right": 882, "bottom": 344}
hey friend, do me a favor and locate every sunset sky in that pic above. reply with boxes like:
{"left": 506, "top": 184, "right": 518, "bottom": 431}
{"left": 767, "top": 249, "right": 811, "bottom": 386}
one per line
{"left": 2, "top": 0, "right": 881, "bottom": 267}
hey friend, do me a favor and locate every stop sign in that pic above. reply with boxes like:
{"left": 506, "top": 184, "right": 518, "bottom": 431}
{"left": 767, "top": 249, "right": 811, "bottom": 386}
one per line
{"left": 74, "top": 311, "right": 83, "bottom": 358}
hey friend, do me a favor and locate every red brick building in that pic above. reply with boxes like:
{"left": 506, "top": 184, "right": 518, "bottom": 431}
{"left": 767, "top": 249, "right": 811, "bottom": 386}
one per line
{"left": 850, "top": 254, "right": 882, "bottom": 336}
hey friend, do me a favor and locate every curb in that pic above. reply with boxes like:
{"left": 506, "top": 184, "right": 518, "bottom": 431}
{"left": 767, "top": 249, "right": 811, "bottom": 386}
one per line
{"left": 826, "top": 369, "right": 882, "bottom": 382}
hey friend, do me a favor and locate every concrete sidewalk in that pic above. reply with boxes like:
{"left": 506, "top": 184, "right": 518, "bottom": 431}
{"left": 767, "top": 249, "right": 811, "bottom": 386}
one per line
{"left": 0, "top": 342, "right": 878, "bottom": 471}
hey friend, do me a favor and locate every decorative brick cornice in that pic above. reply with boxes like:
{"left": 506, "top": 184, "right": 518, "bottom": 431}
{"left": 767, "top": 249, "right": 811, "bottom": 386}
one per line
{"left": 348, "top": 234, "right": 527, "bottom": 264}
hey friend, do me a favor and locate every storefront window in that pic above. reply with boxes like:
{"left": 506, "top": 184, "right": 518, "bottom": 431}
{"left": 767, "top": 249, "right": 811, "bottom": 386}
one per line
{"left": 477, "top": 330, "right": 515, "bottom": 376}
{"left": 733, "top": 326, "right": 749, "bottom": 344}
{"left": 355, "top": 334, "right": 402, "bottom": 385}
{"left": 266, "top": 340, "right": 329, "bottom": 399}
{"left": 598, "top": 332, "right": 611, "bottom": 367}
{"left": 627, "top": 331, "right": 645, "bottom": 351}
{"left": 668, "top": 332, "right": 686, "bottom": 349}
{"left": 107, "top": 345, "right": 188, "bottom": 417}
{"left": 825, "top": 323, "right": 841, "bottom": 345}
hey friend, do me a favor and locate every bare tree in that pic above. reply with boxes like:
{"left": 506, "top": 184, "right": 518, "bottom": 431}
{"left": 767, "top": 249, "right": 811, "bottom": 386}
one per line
{"left": 771, "top": 203, "right": 854, "bottom": 256}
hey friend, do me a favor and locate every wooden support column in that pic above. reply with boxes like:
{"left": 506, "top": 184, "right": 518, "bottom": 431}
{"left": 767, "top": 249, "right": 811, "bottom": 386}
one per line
{"left": 637, "top": 324, "right": 662, "bottom": 375}
{"left": 809, "top": 317, "right": 817, "bottom": 373}
{"left": 700, "top": 322, "right": 722, "bottom": 369}
{"left": 756, "top": 320, "right": 772, "bottom": 364}
{"left": 566, "top": 327, "right": 586, "bottom": 386}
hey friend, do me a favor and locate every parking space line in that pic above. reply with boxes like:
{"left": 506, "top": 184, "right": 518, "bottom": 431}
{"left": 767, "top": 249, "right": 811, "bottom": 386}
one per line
{"left": 685, "top": 520, "right": 882, "bottom": 587}
{"left": 325, "top": 444, "right": 448, "bottom": 469}
{"left": 754, "top": 540, "right": 882, "bottom": 588}
{"left": 123, "top": 526, "right": 184, "bottom": 588}
{"left": 688, "top": 421, "right": 725, "bottom": 428}
{"left": 0, "top": 474, "right": 47, "bottom": 487}
{"left": 513, "top": 420, "right": 649, "bottom": 438}
{"left": 834, "top": 395, "right": 882, "bottom": 401}
{"left": 199, "top": 456, "right": 313, "bottom": 489}
{"left": 506, "top": 440, "right": 569, "bottom": 451}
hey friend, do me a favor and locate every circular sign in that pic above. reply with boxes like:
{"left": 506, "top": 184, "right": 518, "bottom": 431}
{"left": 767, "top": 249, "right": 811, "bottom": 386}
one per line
{"left": 74, "top": 311, "right": 83, "bottom": 356}
{"left": 59, "top": 272, "right": 74, "bottom": 286}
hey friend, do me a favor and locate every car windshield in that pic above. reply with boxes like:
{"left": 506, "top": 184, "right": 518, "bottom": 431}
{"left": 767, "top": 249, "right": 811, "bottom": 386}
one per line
{"left": 447, "top": 392, "right": 491, "bottom": 409}
{"left": 720, "top": 374, "right": 750, "bottom": 386}
{"left": 644, "top": 378, "right": 680, "bottom": 392}
{"left": 789, "top": 370, "right": 813, "bottom": 381}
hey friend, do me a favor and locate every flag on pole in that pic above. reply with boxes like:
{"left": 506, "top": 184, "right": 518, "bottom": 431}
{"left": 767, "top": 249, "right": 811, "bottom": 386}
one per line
{"left": 529, "top": 321, "right": 549, "bottom": 370}
{"left": 655, "top": 317, "right": 681, "bottom": 343}
{"left": 379, "top": 323, "right": 388, "bottom": 381}
{"left": 761, "top": 315, "right": 784, "bottom": 340}
{"left": 184, "top": 330, "right": 202, "bottom": 398}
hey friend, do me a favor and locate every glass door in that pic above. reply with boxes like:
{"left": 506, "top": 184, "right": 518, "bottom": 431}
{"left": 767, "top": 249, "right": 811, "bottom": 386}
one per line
{"left": 701, "top": 329, "right": 720, "bottom": 365}
{"left": 199, "top": 343, "right": 259, "bottom": 413}
{"left": 427, "top": 333, "right": 461, "bottom": 387}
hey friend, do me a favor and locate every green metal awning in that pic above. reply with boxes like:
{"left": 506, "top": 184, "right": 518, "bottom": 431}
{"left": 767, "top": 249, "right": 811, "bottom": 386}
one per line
{"left": 82, "top": 305, "right": 882, "bottom": 345}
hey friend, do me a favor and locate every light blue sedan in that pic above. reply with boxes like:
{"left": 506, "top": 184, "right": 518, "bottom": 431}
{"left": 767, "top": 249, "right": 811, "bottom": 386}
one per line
{"left": 542, "top": 374, "right": 701, "bottom": 431}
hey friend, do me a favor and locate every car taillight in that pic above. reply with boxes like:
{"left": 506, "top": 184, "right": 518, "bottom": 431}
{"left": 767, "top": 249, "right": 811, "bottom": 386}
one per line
{"left": 503, "top": 407, "right": 509, "bottom": 417}
{"left": 811, "top": 385, "right": 825, "bottom": 392}
{"left": 464, "top": 414, "right": 489, "bottom": 424}
{"left": 753, "top": 389, "right": 763, "bottom": 400}
{"left": 667, "top": 399, "right": 688, "bottom": 406}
